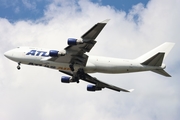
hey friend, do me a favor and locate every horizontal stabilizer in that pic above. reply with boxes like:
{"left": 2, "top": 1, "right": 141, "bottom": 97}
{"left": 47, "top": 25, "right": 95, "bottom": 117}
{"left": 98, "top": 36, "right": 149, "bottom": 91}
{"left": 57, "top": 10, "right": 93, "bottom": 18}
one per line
{"left": 141, "top": 52, "right": 165, "bottom": 66}
{"left": 151, "top": 69, "right": 171, "bottom": 77}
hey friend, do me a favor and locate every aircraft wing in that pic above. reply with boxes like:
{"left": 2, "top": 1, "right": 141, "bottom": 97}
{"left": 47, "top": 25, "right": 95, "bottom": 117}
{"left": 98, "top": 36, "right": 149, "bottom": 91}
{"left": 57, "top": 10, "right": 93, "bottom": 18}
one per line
{"left": 81, "top": 19, "right": 110, "bottom": 40}
{"left": 47, "top": 19, "right": 109, "bottom": 66}
{"left": 60, "top": 70, "right": 134, "bottom": 92}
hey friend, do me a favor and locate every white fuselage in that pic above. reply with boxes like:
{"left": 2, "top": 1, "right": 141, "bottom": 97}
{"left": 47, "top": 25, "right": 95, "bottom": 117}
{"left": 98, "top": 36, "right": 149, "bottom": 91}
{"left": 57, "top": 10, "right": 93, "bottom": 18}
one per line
{"left": 4, "top": 46, "right": 165, "bottom": 74}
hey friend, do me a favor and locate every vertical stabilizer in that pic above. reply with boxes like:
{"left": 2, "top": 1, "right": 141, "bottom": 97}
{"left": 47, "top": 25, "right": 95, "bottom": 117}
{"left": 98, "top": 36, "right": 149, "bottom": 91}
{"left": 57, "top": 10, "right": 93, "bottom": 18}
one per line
{"left": 136, "top": 42, "right": 175, "bottom": 63}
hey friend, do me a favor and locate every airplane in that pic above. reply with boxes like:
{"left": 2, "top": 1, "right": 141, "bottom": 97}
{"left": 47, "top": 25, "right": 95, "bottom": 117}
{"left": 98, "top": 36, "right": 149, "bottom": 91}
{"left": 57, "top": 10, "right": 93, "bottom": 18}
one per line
{"left": 4, "top": 19, "right": 175, "bottom": 92}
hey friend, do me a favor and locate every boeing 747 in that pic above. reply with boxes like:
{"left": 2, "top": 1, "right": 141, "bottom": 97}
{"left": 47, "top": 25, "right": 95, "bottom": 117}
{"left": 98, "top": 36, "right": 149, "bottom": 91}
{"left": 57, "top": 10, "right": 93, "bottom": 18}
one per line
{"left": 4, "top": 19, "right": 175, "bottom": 92}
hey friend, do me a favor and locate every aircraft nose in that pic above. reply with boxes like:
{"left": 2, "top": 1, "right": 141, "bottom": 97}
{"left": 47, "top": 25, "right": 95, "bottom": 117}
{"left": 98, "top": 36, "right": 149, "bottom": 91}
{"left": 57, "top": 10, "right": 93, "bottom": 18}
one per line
{"left": 4, "top": 50, "right": 12, "bottom": 59}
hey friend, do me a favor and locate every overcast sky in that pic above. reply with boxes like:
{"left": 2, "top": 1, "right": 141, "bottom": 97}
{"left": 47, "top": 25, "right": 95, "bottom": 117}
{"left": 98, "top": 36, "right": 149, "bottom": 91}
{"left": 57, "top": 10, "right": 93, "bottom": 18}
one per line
{"left": 0, "top": 0, "right": 180, "bottom": 120}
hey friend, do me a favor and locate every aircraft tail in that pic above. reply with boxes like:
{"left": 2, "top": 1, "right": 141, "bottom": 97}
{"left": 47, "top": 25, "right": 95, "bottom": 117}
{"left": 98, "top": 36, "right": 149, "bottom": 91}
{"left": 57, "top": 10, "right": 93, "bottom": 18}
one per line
{"left": 135, "top": 42, "right": 175, "bottom": 77}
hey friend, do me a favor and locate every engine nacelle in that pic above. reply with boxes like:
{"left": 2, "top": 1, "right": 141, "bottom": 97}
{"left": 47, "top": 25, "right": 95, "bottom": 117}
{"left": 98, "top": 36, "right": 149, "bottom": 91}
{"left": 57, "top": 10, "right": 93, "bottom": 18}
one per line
{"left": 68, "top": 38, "right": 83, "bottom": 45}
{"left": 61, "top": 76, "right": 72, "bottom": 83}
{"left": 87, "top": 85, "right": 102, "bottom": 92}
{"left": 49, "top": 50, "right": 66, "bottom": 57}
{"left": 49, "top": 50, "right": 59, "bottom": 57}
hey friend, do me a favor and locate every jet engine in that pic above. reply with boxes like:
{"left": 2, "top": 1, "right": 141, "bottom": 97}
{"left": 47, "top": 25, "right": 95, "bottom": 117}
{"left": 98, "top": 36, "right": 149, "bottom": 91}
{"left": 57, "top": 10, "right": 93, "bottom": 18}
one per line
{"left": 67, "top": 38, "right": 83, "bottom": 45}
{"left": 49, "top": 50, "right": 66, "bottom": 57}
{"left": 61, "top": 76, "right": 73, "bottom": 83}
{"left": 87, "top": 85, "right": 102, "bottom": 91}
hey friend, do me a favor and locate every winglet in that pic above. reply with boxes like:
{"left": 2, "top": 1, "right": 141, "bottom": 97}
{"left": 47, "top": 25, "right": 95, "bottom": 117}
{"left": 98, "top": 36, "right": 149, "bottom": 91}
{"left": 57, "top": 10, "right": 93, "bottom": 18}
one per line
{"left": 128, "top": 89, "right": 134, "bottom": 92}
{"left": 101, "top": 19, "right": 110, "bottom": 24}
